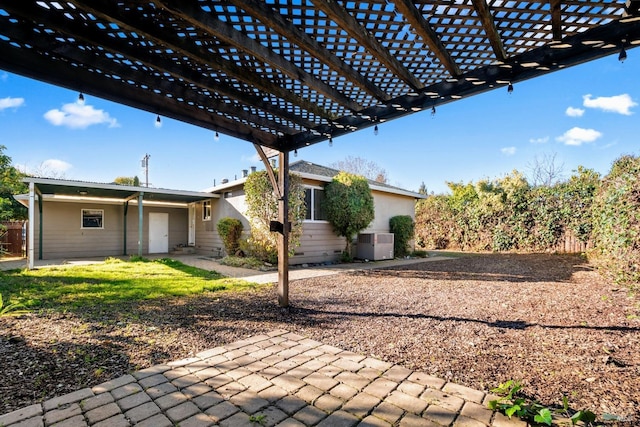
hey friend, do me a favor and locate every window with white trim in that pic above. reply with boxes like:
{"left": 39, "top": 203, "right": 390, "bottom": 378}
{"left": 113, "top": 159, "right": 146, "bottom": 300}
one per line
{"left": 202, "top": 200, "right": 211, "bottom": 221}
{"left": 304, "top": 187, "right": 328, "bottom": 221}
{"left": 81, "top": 209, "right": 104, "bottom": 229}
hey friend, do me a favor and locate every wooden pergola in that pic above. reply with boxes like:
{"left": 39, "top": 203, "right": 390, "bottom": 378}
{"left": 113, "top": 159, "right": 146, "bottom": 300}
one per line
{"left": 1, "top": 0, "right": 639, "bottom": 306}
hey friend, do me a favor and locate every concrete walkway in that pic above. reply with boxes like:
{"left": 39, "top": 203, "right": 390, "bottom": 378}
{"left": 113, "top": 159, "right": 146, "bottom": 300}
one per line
{"left": 0, "top": 330, "right": 526, "bottom": 427}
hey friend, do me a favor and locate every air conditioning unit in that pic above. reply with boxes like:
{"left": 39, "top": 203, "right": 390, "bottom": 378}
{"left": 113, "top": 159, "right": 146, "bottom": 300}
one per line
{"left": 357, "top": 233, "right": 394, "bottom": 260}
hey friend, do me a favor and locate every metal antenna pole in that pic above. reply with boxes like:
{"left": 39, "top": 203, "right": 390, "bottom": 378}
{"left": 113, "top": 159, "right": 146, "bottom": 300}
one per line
{"left": 141, "top": 154, "right": 150, "bottom": 187}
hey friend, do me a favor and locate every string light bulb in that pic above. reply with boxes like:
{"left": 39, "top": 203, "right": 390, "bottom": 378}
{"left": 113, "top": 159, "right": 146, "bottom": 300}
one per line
{"left": 156, "top": 115, "right": 161, "bottom": 124}
{"left": 78, "top": 92, "right": 85, "bottom": 103}
{"left": 329, "top": 135, "right": 333, "bottom": 147}
{"left": 374, "top": 124, "right": 379, "bottom": 136}
{"left": 619, "top": 45, "right": 627, "bottom": 63}
{"left": 214, "top": 131, "right": 220, "bottom": 141}
{"left": 431, "top": 106, "right": 436, "bottom": 117}
{"left": 294, "top": 149, "right": 298, "bottom": 157}
{"left": 507, "top": 82, "right": 514, "bottom": 94}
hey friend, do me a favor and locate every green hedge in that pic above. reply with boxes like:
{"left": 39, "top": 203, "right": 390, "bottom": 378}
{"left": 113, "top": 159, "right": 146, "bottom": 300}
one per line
{"left": 414, "top": 156, "right": 640, "bottom": 289}
{"left": 389, "top": 215, "right": 414, "bottom": 257}
{"left": 589, "top": 155, "right": 640, "bottom": 288}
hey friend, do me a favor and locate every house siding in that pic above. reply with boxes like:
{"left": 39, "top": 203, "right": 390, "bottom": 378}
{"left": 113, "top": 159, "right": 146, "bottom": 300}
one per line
{"left": 33, "top": 201, "right": 188, "bottom": 259}
{"left": 192, "top": 179, "right": 418, "bottom": 263}
{"left": 293, "top": 221, "right": 344, "bottom": 264}
{"left": 194, "top": 191, "right": 250, "bottom": 257}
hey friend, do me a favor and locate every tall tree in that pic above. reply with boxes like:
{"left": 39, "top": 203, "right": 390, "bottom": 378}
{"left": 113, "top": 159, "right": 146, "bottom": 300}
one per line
{"left": 324, "top": 172, "right": 374, "bottom": 259}
{"left": 330, "top": 156, "right": 388, "bottom": 184}
{"left": 527, "top": 152, "right": 565, "bottom": 187}
{"left": 0, "top": 145, "right": 27, "bottom": 220}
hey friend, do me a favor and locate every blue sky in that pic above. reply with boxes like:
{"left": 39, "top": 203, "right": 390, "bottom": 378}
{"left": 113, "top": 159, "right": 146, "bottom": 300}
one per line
{"left": 0, "top": 52, "right": 637, "bottom": 194}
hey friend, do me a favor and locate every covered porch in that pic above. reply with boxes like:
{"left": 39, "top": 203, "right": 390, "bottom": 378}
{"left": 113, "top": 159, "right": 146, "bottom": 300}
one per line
{"left": 16, "top": 177, "right": 214, "bottom": 269}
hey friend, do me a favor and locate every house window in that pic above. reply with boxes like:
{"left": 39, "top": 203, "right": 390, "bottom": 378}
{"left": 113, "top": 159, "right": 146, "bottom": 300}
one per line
{"left": 304, "top": 188, "right": 327, "bottom": 221}
{"left": 81, "top": 209, "right": 104, "bottom": 229}
{"left": 203, "top": 200, "right": 211, "bottom": 221}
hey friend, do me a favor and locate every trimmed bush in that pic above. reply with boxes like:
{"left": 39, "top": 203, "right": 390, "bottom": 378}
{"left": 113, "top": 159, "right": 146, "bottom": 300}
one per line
{"left": 217, "top": 217, "right": 243, "bottom": 256}
{"left": 389, "top": 215, "right": 414, "bottom": 257}
{"left": 324, "top": 172, "right": 374, "bottom": 259}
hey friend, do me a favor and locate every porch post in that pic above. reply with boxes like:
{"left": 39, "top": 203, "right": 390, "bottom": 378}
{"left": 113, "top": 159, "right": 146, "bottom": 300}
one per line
{"left": 138, "top": 192, "right": 144, "bottom": 257}
{"left": 277, "top": 151, "right": 290, "bottom": 307}
{"left": 123, "top": 201, "right": 129, "bottom": 256}
{"left": 28, "top": 182, "right": 35, "bottom": 269}
{"left": 38, "top": 187, "right": 43, "bottom": 260}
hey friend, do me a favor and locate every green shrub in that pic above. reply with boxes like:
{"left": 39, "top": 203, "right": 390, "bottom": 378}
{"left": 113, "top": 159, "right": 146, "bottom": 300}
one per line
{"left": 243, "top": 170, "right": 305, "bottom": 263}
{"left": 389, "top": 215, "right": 414, "bottom": 257}
{"left": 217, "top": 217, "right": 244, "bottom": 256}
{"left": 589, "top": 155, "right": 640, "bottom": 288}
{"left": 324, "top": 172, "right": 374, "bottom": 255}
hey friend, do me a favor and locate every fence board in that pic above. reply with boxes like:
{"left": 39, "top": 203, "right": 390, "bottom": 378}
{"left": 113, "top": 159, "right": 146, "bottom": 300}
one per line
{"left": 1, "top": 221, "right": 26, "bottom": 256}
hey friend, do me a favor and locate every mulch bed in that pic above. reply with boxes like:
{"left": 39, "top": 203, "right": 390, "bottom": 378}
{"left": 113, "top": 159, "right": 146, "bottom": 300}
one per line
{"left": 1, "top": 253, "right": 638, "bottom": 423}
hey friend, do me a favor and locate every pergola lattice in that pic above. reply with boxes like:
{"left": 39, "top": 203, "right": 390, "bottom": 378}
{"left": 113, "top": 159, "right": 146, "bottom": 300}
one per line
{"left": 1, "top": 0, "right": 639, "bottom": 305}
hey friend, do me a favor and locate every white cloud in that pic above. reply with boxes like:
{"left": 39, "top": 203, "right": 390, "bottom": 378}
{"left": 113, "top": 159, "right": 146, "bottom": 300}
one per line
{"left": 529, "top": 136, "right": 549, "bottom": 144}
{"left": 0, "top": 97, "right": 25, "bottom": 111}
{"left": 501, "top": 146, "right": 516, "bottom": 156}
{"left": 556, "top": 127, "right": 602, "bottom": 146}
{"left": 582, "top": 94, "right": 637, "bottom": 115}
{"left": 565, "top": 106, "right": 585, "bottom": 117}
{"left": 44, "top": 101, "right": 119, "bottom": 129}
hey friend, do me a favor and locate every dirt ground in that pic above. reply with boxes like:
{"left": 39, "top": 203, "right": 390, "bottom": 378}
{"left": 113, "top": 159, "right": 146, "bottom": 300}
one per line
{"left": 1, "top": 253, "right": 638, "bottom": 423}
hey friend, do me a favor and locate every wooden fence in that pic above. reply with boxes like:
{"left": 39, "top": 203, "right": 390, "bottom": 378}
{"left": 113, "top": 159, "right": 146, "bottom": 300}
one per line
{"left": 1, "top": 221, "right": 26, "bottom": 257}
{"left": 555, "top": 231, "right": 590, "bottom": 253}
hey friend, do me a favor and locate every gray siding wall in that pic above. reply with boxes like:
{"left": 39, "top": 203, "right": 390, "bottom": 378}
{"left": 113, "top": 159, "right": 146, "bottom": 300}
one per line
{"left": 293, "top": 221, "right": 344, "bottom": 264}
{"left": 194, "top": 191, "right": 250, "bottom": 257}
{"left": 33, "top": 201, "right": 188, "bottom": 259}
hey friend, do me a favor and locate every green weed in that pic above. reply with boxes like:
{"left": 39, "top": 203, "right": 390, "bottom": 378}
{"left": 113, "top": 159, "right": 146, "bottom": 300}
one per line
{"left": 488, "top": 380, "right": 598, "bottom": 426}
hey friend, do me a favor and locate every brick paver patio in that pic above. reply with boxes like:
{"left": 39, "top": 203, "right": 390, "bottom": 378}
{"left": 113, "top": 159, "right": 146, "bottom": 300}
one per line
{"left": 0, "top": 330, "right": 527, "bottom": 427}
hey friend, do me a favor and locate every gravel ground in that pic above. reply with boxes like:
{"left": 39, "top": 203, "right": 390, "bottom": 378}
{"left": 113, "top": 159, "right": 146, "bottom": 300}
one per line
{"left": 1, "top": 253, "right": 638, "bottom": 422}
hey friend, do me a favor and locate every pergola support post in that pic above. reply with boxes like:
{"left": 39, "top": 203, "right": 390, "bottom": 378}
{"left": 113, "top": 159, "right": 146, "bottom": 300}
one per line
{"left": 277, "top": 151, "right": 290, "bottom": 307}
{"left": 254, "top": 144, "right": 290, "bottom": 307}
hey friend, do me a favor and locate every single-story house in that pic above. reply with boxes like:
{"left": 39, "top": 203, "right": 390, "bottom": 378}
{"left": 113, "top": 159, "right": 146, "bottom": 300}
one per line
{"left": 15, "top": 160, "right": 426, "bottom": 267}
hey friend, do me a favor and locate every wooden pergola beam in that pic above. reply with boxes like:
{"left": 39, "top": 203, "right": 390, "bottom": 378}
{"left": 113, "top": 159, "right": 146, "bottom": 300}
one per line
{"left": 0, "top": 38, "right": 279, "bottom": 147}
{"left": 229, "top": 0, "right": 391, "bottom": 103}
{"left": 2, "top": 2, "right": 316, "bottom": 132}
{"left": 550, "top": 0, "right": 564, "bottom": 41}
{"left": 71, "top": 0, "right": 336, "bottom": 122}
{"left": 392, "top": 0, "right": 462, "bottom": 78}
{"left": 313, "top": 0, "right": 425, "bottom": 91}
{"left": 471, "top": 0, "right": 508, "bottom": 61}
{"left": 159, "top": 0, "right": 365, "bottom": 113}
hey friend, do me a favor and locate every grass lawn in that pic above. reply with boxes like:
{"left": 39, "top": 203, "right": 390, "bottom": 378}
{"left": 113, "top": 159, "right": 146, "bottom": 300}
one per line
{"left": 0, "top": 257, "right": 261, "bottom": 310}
